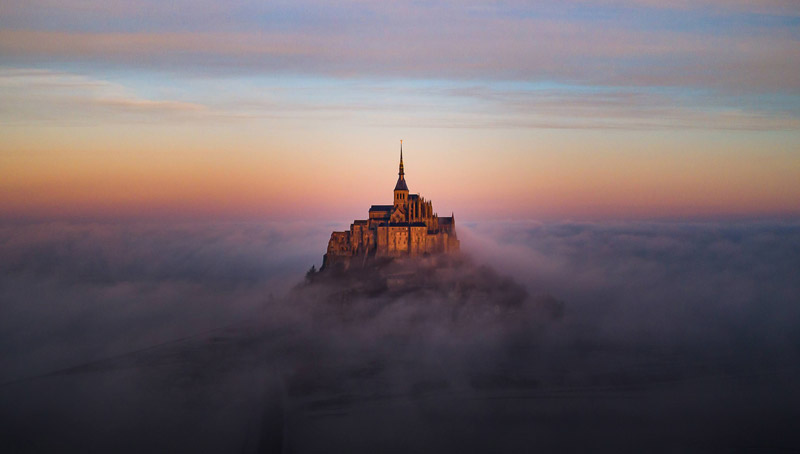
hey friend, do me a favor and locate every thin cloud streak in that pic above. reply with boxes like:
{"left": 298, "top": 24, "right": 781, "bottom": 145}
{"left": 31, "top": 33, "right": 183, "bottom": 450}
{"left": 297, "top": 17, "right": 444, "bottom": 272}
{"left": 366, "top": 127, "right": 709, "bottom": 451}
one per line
{"left": 0, "top": 68, "right": 209, "bottom": 124}
{"left": 3, "top": 68, "right": 797, "bottom": 131}
{"left": 1, "top": 7, "right": 798, "bottom": 92}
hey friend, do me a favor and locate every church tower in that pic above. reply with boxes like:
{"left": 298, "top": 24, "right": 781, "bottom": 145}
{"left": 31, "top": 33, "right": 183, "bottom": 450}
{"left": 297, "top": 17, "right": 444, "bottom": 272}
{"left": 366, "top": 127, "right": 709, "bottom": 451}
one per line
{"left": 393, "top": 140, "right": 409, "bottom": 207}
{"left": 321, "top": 140, "right": 459, "bottom": 269}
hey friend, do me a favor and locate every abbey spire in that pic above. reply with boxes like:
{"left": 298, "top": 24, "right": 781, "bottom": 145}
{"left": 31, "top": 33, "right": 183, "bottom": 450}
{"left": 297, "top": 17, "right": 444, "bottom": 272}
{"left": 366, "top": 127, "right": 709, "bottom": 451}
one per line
{"left": 394, "top": 139, "right": 409, "bottom": 195}
{"left": 399, "top": 139, "right": 405, "bottom": 177}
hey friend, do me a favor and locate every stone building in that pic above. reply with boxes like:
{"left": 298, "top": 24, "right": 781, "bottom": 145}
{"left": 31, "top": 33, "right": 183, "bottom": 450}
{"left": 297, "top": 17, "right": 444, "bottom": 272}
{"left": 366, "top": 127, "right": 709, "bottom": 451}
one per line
{"left": 322, "top": 142, "right": 459, "bottom": 270}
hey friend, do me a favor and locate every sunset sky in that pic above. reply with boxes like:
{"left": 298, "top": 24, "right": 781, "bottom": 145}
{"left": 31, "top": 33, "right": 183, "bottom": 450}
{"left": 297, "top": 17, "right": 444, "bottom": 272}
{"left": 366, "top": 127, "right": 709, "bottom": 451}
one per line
{"left": 2, "top": 0, "right": 799, "bottom": 222}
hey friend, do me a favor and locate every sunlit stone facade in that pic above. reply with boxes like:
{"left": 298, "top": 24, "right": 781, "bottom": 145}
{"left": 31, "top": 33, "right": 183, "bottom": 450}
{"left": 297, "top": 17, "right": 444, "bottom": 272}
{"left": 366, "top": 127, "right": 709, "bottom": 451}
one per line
{"left": 322, "top": 143, "right": 459, "bottom": 270}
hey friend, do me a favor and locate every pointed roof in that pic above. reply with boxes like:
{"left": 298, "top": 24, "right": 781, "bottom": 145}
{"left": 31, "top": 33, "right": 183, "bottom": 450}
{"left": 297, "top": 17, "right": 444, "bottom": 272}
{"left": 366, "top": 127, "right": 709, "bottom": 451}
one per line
{"left": 394, "top": 140, "right": 408, "bottom": 191}
{"left": 394, "top": 177, "right": 408, "bottom": 191}
{"left": 399, "top": 140, "right": 404, "bottom": 176}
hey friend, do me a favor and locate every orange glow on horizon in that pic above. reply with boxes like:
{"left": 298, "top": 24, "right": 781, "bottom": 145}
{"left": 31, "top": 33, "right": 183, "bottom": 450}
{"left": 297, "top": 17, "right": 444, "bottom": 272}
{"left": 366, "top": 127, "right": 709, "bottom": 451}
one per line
{"left": 3, "top": 129, "right": 799, "bottom": 222}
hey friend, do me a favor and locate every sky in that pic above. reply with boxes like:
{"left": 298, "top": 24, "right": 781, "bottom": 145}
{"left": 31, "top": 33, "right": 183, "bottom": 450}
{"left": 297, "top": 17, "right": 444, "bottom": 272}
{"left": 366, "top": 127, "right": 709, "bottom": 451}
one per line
{"left": 1, "top": 0, "right": 799, "bottom": 222}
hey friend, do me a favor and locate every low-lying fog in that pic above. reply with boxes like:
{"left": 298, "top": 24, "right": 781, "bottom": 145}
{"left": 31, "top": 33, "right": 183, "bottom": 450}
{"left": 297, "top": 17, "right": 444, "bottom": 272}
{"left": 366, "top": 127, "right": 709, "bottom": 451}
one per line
{"left": 1, "top": 220, "right": 798, "bottom": 452}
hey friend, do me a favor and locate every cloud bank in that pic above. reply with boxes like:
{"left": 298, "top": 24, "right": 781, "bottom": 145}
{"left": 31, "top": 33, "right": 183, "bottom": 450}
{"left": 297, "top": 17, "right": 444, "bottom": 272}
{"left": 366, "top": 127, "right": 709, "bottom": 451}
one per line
{"left": 1, "top": 220, "right": 798, "bottom": 451}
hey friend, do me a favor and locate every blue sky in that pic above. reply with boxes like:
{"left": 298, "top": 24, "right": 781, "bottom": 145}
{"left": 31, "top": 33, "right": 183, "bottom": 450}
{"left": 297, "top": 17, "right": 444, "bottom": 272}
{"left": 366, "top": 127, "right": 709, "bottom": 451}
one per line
{"left": 1, "top": 0, "right": 799, "bottom": 220}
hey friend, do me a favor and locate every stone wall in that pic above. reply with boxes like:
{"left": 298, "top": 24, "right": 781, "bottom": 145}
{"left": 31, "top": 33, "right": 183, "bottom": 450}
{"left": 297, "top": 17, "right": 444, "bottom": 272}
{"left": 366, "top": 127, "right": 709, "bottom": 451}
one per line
{"left": 321, "top": 187, "right": 458, "bottom": 270}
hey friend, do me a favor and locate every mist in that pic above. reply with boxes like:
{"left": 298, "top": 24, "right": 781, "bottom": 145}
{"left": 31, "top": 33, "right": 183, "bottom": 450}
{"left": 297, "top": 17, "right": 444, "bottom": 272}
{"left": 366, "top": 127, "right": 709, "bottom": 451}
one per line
{"left": 1, "top": 219, "right": 798, "bottom": 452}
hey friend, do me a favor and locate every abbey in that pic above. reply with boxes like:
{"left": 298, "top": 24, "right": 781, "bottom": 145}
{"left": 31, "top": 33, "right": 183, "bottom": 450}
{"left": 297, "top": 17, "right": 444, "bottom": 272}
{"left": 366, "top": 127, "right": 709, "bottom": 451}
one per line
{"left": 322, "top": 142, "right": 459, "bottom": 270}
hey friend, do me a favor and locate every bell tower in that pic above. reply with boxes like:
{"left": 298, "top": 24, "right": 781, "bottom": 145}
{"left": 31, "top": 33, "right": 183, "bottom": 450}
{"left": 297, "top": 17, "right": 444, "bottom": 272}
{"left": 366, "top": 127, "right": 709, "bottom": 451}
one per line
{"left": 393, "top": 140, "right": 409, "bottom": 208}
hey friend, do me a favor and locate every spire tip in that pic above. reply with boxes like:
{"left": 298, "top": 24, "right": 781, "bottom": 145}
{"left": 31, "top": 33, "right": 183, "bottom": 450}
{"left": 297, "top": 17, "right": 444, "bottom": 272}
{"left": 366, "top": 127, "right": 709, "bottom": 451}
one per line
{"left": 398, "top": 140, "right": 405, "bottom": 176}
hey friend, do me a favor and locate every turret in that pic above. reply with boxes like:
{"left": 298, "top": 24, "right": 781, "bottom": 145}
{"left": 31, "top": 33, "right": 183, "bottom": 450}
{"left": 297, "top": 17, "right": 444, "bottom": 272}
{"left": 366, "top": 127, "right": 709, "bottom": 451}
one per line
{"left": 393, "top": 140, "right": 409, "bottom": 207}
